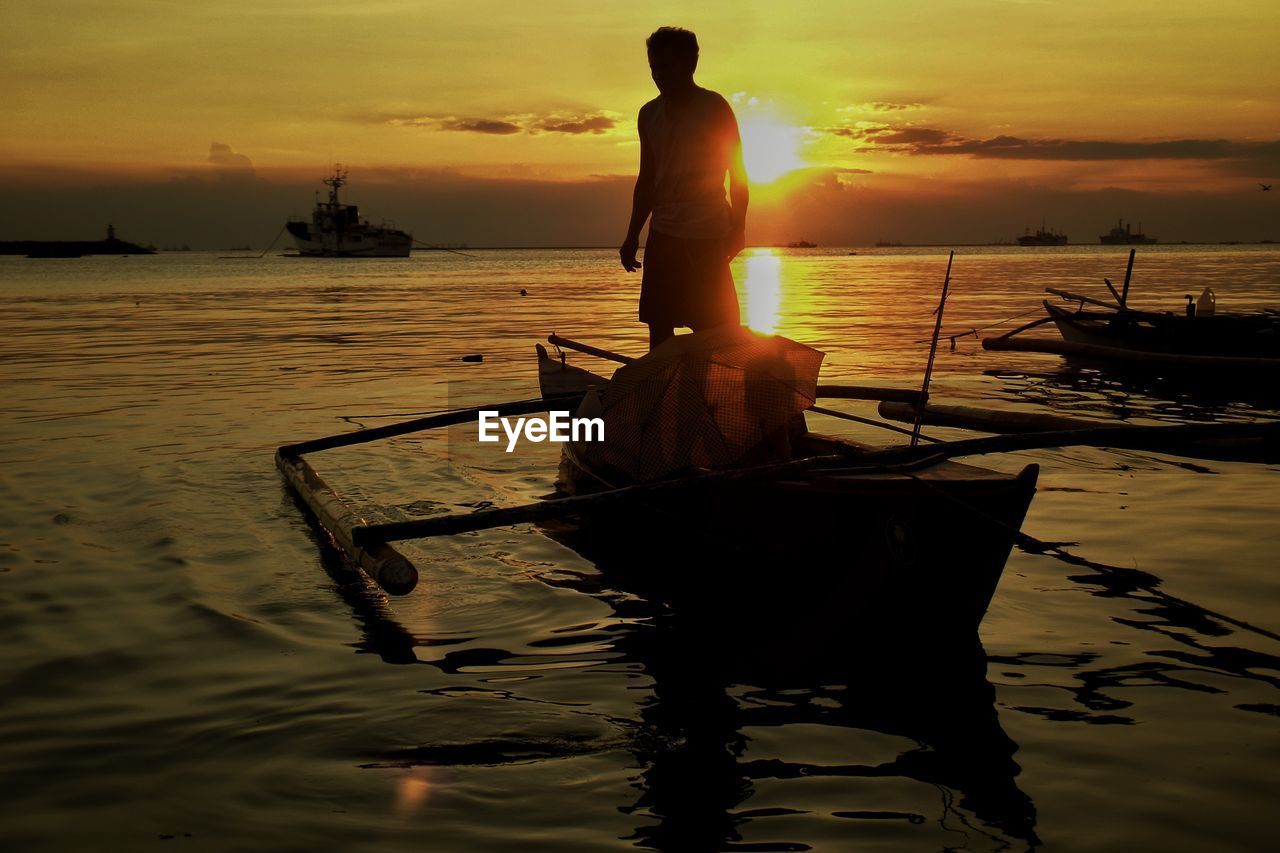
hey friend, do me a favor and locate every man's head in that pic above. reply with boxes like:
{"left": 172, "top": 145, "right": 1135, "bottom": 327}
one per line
{"left": 646, "top": 27, "right": 698, "bottom": 95}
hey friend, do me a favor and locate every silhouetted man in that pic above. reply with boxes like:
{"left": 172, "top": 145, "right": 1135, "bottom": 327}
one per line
{"left": 620, "top": 27, "right": 748, "bottom": 350}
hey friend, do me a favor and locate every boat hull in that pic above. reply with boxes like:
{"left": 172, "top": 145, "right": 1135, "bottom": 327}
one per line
{"left": 536, "top": 346, "right": 1037, "bottom": 630}
{"left": 550, "top": 448, "right": 1037, "bottom": 631}
{"left": 286, "top": 221, "right": 413, "bottom": 257}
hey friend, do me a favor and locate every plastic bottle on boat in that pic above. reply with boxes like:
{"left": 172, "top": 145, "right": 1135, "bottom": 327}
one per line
{"left": 1196, "top": 287, "right": 1216, "bottom": 316}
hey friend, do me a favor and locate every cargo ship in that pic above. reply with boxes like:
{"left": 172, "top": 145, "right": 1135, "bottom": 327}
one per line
{"left": 1099, "top": 219, "right": 1157, "bottom": 245}
{"left": 1016, "top": 223, "right": 1068, "bottom": 246}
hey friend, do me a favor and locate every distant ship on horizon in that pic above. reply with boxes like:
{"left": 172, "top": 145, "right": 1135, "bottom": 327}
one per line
{"left": 1099, "top": 219, "right": 1157, "bottom": 245}
{"left": 1017, "top": 223, "right": 1068, "bottom": 246}
{"left": 286, "top": 167, "right": 413, "bottom": 257}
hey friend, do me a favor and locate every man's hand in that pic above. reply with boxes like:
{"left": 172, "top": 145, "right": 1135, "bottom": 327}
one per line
{"left": 726, "top": 229, "right": 746, "bottom": 261}
{"left": 620, "top": 238, "right": 642, "bottom": 272}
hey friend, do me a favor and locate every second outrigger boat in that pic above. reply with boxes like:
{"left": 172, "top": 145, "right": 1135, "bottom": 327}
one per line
{"left": 984, "top": 250, "right": 1280, "bottom": 374}
{"left": 286, "top": 167, "right": 412, "bottom": 257}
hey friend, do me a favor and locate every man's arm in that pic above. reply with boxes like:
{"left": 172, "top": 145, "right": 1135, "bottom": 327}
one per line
{"left": 620, "top": 108, "right": 654, "bottom": 272}
{"left": 726, "top": 111, "right": 749, "bottom": 260}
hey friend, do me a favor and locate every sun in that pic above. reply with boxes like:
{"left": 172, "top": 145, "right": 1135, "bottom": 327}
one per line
{"left": 739, "top": 117, "right": 806, "bottom": 184}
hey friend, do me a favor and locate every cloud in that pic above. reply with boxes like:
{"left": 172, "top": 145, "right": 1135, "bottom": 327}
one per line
{"left": 846, "top": 101, "right": 926, "bottom": 112}
{"left": 208, "top": 142, "right": 255, "bottom": 173}
{"left": 438, "top": 118, "right": 523, "bottom": 135}
{"left": 863, "top": 127, "right": 954, "bottom": 146}
{"left": 531, "top": 115, "right": 616, "bottom": 135}
{"left": 380, "top": 111, "right": 618, "bottom": 136}
{"left": 832, "top": 125, "right": 1280, "bottom": 167}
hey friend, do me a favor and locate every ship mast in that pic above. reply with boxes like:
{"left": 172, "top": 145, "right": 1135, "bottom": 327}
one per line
{"left": 324, "top": 166, "right": 347, "bottom": 207}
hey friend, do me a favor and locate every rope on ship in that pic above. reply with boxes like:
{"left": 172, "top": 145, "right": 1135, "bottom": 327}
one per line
{"left": 218, "top": 224, "right": 287, "bottom": 259}
{"left": 412, "top": 239, "right": 476, "bottom": 258}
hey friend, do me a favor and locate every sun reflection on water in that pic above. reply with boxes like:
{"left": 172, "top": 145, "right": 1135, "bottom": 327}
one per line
{"left": 742, "top": 248, "right": 782, "bottom": 334}
{"left": 395, "top": 769, "right": 433, "bottom": 814}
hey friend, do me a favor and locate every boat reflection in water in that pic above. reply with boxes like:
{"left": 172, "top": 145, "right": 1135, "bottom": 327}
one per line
{"left": 314, "top": 504, "right": 1041, "bottom": 849}
{"left": 547, "top": 522, "right": 1042, "bottom": 849}
{"left": 621, "top": 608, "right": 1040, "bottom": 850}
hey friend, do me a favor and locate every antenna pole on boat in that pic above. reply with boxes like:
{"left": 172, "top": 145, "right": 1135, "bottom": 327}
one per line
{"left": 1120, "top": 248, "right": 1136, "bottom": 307}
{"left": 911, "top": 251, "right": 954, "bottom": 447}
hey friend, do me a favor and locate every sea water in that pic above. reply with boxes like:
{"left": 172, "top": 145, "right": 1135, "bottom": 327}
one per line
{"left": 1, "top": 246, "right": 1277, "bottom": 851}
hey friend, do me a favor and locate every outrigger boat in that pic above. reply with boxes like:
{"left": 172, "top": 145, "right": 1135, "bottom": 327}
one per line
{"left": 537, "top": 338, "right": 1039, "bottom": 629}
{"left": 984, "top": 249, "right": 1280, "bottom": 374}
{"left": 275, "top": 331, "right": 1280, "bottom": 632}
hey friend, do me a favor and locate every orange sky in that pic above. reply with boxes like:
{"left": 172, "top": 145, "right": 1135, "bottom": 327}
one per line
{"left": 2, "top": 1, "right": 1277, "bottom": 245}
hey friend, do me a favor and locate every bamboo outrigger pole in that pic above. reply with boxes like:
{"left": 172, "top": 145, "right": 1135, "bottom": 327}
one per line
{"left": 277, "top": 451, "right": 420, "bottom": 595}
{"left": 277, "top": 396, "right": 558, "bottom": 595}
{"left": 279, "top": 398, "right": 554, "bottom": 457}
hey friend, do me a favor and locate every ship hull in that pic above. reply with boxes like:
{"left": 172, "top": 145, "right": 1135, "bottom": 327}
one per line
{"left": 286, "top": 221, "right": 412, "bottom": 257}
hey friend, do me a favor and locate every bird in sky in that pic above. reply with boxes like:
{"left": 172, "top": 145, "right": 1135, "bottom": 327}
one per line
{"left": 1261, "top": 184, "right": 1273, "bottom": 191}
